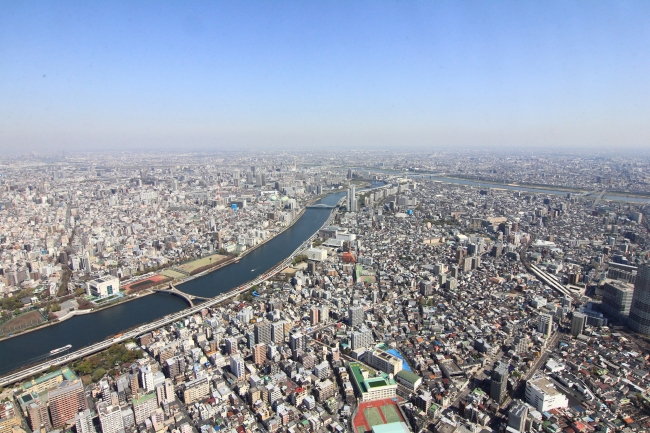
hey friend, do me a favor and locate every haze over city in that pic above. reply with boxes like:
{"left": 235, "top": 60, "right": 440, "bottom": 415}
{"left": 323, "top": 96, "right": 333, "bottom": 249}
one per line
{"left": 2, "top": 1, "right": 650, "bottom": 152}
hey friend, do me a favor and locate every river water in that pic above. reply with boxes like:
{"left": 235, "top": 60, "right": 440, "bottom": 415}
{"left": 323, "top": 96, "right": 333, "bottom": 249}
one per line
{"left": 0, "top": 189, "right": 350, "bottom": 376}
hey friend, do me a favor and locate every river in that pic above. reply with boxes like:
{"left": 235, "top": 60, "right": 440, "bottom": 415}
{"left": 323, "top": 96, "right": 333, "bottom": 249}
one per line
{"left": 0, "top": 189, "right": 352, "bottom": 376}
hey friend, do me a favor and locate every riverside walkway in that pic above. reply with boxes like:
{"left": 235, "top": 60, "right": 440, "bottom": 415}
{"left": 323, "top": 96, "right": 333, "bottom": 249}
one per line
{"left": 0, "top": 207, "right": 339, "bottom": 388}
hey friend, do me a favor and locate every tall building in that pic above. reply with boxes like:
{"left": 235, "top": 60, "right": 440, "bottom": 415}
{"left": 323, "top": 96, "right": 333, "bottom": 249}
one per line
{"left": 254, "top": 322, "right": 272, "bottom": 345}
{"left": 348, "top": 305, "right": 364, "bottom": 327}
{"left": 140, "top": 365, "right": 155, "bottom": 392}
{"left": 537, "top": 314, "right": 552, "bottom": 339}
{"left": 48, "top": 380, "right": 88, "bottom": 428}
{"left": 289, "top": 332, "right": 305, "bottom": 351}
{"left": 629, "top": 264, "right": 650, "bottom": 334}
{"left": 164, "top": 356, "right": 185, "bottom": 379}
{"left": 98, "top": 402, "right": 125, "bottom": 433}
{"left": 27, "top": 400, "right": 51, "bottom": 432}
{"left": 319, "top": 306, "right": 329, "bottom": 324}
{"left": 182, "top": 377, "right": 210, "bottom": 404}
{"left": 367, "top": 350, "right": 403, "bottom": 375}
{"left": 132, "top": 392, "right": 158, "bottom": 425}
{"left": 350, "top": 328, "right": 373, "bottom": 350}
{"left": 310, "top": 308, "right": 319, "bottom": 325}
{"left": 525, "top": 375, "right": 568, "bottom": 412}
{"left": 230, "top": 355, "right": 245, "bottom": 378}
{"left": 74, "top": 409, "right": 94, "bottom": 433}
{"left": 347, "top": 185, "right": 357, "bottom": 212}
{"left": 253, "top": 344, "right": 267, "bottom": 366}
{"left": 601, "top": 280, "right": 634, "bottom": 320}
{"left": 271, "top": 321, "right": 285, "bottom": 344}
{"left": 507, "top": 401, "right": 528, "bottom": 432}
{"left": 490, "top": 362, "right": 509, "bottom": 404}
{"left": 571, "top": 312, "right": 586, "bottom": 337}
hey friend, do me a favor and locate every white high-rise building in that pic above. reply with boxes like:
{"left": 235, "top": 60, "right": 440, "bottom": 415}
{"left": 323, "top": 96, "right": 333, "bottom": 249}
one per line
{"left": 347, "top": 185, "right": 357, "bottom": 212}
{"left": 140, "top": 366, "right": 155, "bottom": 392}
{"left": 74, "top": 409, "right": 95, "bottom": 433}
{"left": 230, "top": 355, "right": 245, "bottom": 378}
{"left": 98, "top": 402, "right": 124, "bottom": 433}
{"left": 525, "top": 375, "right": 568, "bottom": 412}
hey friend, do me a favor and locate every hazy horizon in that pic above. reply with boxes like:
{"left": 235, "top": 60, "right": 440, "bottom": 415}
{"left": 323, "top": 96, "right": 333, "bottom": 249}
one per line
{"left": 2, "top": 1, "right": 649, "bottom": 152}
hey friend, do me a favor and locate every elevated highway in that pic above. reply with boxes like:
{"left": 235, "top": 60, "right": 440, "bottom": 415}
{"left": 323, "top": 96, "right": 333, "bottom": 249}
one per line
{"left": 0, "top": 205, "right": 340, "bottom": 388}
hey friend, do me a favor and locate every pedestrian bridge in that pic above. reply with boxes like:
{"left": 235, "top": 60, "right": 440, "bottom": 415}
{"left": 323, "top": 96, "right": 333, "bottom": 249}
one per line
{"left": 152, "top": 283, "right": 207, "bottom": 307}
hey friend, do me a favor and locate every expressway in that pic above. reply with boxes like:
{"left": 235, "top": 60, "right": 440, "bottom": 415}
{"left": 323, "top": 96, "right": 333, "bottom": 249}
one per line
{"left": 0, "top": 206, "right": 340, "bottom": 388}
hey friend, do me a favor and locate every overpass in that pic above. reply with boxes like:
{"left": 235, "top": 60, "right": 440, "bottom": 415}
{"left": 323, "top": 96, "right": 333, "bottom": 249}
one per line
{"left": 152, "top": 283, "right": 207, "bottom": 307}
{"left": 0, "top": 203, "right": 341, "bottom": 389}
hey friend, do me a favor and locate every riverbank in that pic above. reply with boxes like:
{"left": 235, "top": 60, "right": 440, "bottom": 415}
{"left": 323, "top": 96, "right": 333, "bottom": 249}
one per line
{"left": 0, "top": 195, "right": 323, "bottom": 343}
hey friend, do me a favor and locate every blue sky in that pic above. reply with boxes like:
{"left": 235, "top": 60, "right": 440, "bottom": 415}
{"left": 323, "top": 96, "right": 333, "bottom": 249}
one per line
{"left": 1, "top": 1, "right": 649, "bottom": 151}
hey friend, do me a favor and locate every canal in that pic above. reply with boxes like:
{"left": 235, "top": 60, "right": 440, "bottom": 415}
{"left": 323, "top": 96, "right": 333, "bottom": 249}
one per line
{"left": 0, "top": 189, "right": 351, "bottom": 376}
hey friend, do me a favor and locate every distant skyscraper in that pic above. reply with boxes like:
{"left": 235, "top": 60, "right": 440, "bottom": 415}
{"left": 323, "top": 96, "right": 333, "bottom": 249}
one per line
{"left": 571, "top": 312, "right": 586, "bottom": 337}
{"left": 349, "top": 305, "right": 364, "bottom": 326}
{"left": 628, "top": 264, "right": 650, "bottom": 334}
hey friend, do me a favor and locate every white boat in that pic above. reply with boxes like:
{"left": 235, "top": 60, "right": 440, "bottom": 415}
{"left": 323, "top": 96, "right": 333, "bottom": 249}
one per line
{"left": 50, "top": 344, "right": 72, "bottom": 355}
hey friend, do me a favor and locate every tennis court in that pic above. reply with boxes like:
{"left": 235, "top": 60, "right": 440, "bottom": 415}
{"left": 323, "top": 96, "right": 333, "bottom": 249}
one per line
{"left": 363, "top": 407, "right": 385, "bottom": 428}
{"left": 380, "top": 404, "right": 403, "bottom": 423}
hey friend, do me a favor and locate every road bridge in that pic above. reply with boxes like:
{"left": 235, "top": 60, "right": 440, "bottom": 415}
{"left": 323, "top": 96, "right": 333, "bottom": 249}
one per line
{"left": 306, "top": 204, "right": 335, "bottom": 209}
{"left": 152, "top": 283, "right": 207, "bottom": 307}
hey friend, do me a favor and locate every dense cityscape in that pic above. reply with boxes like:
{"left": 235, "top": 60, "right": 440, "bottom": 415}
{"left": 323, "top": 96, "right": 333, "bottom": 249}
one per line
{"left": 0, "top": 151, "right": 649, "bottom": 433}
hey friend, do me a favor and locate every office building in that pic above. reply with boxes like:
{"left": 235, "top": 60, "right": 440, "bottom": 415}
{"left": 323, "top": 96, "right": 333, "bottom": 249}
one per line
{"left": 507, "top": 401, "right": 528, "bottom": 432}
{"left": 490, "top": 362, "right": 509, "bottom": 403}
{"left": 571, "top": 312, "right": 586, "bottom": 337}
{"left": 348, "top": 305, "right": 364, "bottom": 326}
{"left": 254, "top": 322, "right": 272, "bottom": 345}
{"left": 537, "top": 314, "right": 552, "bottom": 338}
{"left": 350, "top": 328, "right": 373, "bottom": 350}
{"left": 98, "top": 403, "right": 125, "bottom": 433}
{"left": 525, "top": 375, "right": 568, "bottom": 412}
{"left": 48, "top": 380, "right": 88, "bottom": 428}
{"left": 601, "top": 280, "right": 634, "bottom": 320}
{"left": 230, "top": 355, "right": 245, "bottom": 378}
{"left": 629, "top": 264, "right": 650, "bottom": 334}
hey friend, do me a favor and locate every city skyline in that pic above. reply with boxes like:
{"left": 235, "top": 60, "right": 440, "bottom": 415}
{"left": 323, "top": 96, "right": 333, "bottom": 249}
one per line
{"left": 2, "top": 1, "right": 650, "bottom": 152}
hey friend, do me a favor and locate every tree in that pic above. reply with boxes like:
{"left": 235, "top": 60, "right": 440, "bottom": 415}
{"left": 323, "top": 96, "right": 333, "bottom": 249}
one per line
{"left": 51, "top": 303, "right": 61, "bottom": 312}
{"left": 91, "top": 368, "right": 106, "bottom": 382}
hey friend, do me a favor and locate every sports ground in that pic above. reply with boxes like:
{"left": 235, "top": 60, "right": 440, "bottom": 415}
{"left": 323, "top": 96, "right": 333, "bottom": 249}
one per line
{"left": 176, "top": 253, "right": 228, "bottom": 274}
{"left": 123, "top": 274, "right": 170, "bottom": 293}
{"left": 353, "top": 398, "right": 404, "bottom": 433}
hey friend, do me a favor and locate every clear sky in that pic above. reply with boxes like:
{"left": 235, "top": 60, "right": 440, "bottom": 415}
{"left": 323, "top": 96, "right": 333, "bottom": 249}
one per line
{"left": 1, "top": 1, "right": 649, "bottom": 152}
